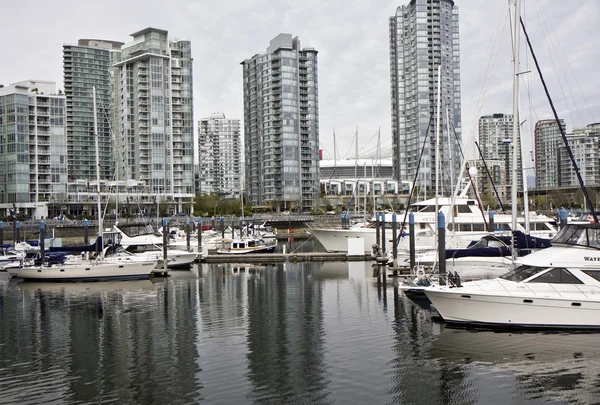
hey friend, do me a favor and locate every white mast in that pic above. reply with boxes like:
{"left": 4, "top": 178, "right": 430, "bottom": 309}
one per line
{"left": 446, "top": 105, "right": 453, "bottom": 199}
{"left": 363, "top": 163, "right": 367, "bottom": 220}
{"left": 92, "top": 86, "right": 103, "bottom": 260}
{"left": 354, "top": 127, "right": 358, "bottom": 216}
{"left": 512, "top": 0, "right": 522, "bottom": 250}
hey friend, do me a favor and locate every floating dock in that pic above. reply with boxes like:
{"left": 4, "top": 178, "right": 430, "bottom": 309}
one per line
{"left": 202, "top": 252, "right": 373, "bottom": 264}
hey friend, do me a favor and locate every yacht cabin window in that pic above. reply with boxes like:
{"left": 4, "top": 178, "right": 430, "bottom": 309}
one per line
{"left": 527, "top": 268, "right": 583, "bottom": 284}
{"left": 501, "top": 265, "right": 583, "bottom": 284}
{"left": 418, "top": 205, "right": 436, "bottom": 213}
{"left": 456, "top": 205, "right": 472, "bottom": 214}
{"left": 582, "top": 270, "right": 600, "bottom": 282}
{"left": 500, "top": 265, "right": 542, "bottom": 282}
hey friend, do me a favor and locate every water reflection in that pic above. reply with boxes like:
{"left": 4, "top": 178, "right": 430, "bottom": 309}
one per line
{"left": 429, "top": 327, "right": 600, "bottom": 404}
{"left": 1, "top": 255, "right": 599, "bottom": 404}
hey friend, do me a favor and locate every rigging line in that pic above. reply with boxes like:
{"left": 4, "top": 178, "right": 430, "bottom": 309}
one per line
{"left": 340, "top": 131, "right": 357, "bottom": 160}
{"left": 475, "top": 141, "right": 506, "bottom": 212}
{"left": 399, "top": 113, "right": 434, "bottom": 232}
{"left": 453, "top": 4, "right": 509, "bottom": 201}
{"left": 449, "top": 119, "right": 489, "bottom": 231}
{"left": 531, "top": 0, "right": 581, "bottom": 127}
{"left": 466, "top": 2, "right": 509, "bottom": 145}
{"left": 533, "top": 0, "right": 592, "bottom": 125}
{"left": 520, "top": 17, "right": 598, "bottom": 223}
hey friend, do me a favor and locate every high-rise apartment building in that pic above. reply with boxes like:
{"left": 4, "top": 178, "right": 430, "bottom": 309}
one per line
{"left": 63, "top": 39, "right": 123, "bottom": 181}
{"left": 477, "top": 113, "right": 522, "bottom": 201}
{"left": 389, "top": 0, "right": 462, "bottom": 195}
{"left": 198, "top": 113, "right": 242, "bottom": 199}
{"left": 241, "top": 33, "right": 319, "bottom": 212}
{"left": 112, "top": 28, "right": 194, "bottom": 207}
{"left": 0, "top": 80, "right": 67, "bottom": 219}
{"left": 557, "top": 123, "right": 600, "bottom": 187}
{"left": 534, "top": 119, "right": 565, "bottom": 188}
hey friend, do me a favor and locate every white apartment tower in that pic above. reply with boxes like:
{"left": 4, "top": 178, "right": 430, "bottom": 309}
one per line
{"left": 198, "top": 113, "right": 242, "bottom": 199}
{"left": 0, "top": 80, "right": 68, "bottom": 219}
{"left": 534, "top": 119, "right": 565, "bottom": 188}
{"left": 241, "top": 34, "right": 319, "bottom": 212}
{"left": 112, "top": 28, "right": 194, "bottom": 208}
{"left": 557, "top": 123, "right": 600, "bottom": 187}
{"left": 389, "top": 0, "right": 462, "bottom": 195}
{"left": 477, "top": 113, "right": 522, "bottom": 201}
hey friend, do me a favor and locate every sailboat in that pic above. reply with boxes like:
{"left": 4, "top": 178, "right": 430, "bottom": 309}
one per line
{"left": 422, "top": 2, "right": 600, "bottom": 329}
{"left": 14, "top": 87, "right": 155, "bottom": 282}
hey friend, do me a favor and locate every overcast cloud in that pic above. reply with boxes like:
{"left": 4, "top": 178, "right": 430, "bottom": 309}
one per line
{"left": 1, "top": 0, "right": 598, "bottom": 164}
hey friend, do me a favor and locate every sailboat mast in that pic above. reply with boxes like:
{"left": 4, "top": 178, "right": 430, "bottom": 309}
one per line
{"left": 355, "top": 127, "right": 358, "bottom": 216}
{"left": 92, "top": 86, "right": 103, "bottom": 259}
{"left": 511, "top": 0, "right": 521, "bottom": 233}
{"left": 435, "top": 65, "right": 441, "bottom": 226}
{"left": 446, "top": 105, "right": 453, "bottom": 198}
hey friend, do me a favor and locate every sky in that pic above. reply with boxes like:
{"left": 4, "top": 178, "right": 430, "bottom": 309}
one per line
{"left": 1, "top": 0, "right": 599, "bottom": 166}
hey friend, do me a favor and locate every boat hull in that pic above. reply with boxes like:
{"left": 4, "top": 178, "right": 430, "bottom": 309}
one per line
{"left": 15, "top": 262, "right": 155, "bottom": 282}
{"left": 425, "top": 288, "right": 600, "bottom": 329}
{"left": 216, "top": 245, "right": 277, "bottom": 255}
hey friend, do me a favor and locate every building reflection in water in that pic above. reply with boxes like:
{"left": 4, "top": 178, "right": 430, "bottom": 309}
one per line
{"left": 2, "top": 257, "right": 599, "bottom": 404}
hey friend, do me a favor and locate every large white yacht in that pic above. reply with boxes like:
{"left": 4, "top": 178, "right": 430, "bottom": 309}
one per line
{"left": 310, "top": 187, "right": 557, "bottom": 255}
{"left": 423, "top": 222, "right": 600, "bottom": 329}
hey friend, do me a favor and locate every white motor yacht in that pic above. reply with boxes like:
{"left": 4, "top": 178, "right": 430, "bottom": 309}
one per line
{"left": 423, "top": 223, "right": 600, "bottom": 329}
{"left": 310, "top": 185, "right": 556, "bottom": 255}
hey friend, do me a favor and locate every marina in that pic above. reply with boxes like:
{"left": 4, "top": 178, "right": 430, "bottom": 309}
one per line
{"left": 2, "top": 250, "right": 600, "bottom": 404}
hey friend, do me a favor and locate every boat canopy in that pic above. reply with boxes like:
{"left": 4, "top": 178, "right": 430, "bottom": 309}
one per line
{"left": 551, "top": 223, "right": 600, "bottom": 249}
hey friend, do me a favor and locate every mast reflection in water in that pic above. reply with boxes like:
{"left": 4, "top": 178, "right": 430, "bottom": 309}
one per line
{"left": 2, "top": 250, "right": 600, "bottom": 404}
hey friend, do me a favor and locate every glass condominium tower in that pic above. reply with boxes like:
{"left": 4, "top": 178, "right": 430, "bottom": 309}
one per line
{"left": 389, "top": 0, "right": 462, "bottom": 195}
{"left": 241, "top": 34, "right": 319, "bottom": 212}
{"left": 112, "top": 28, "right": 194, "bottom": 202}
{"left": 198, "top": 113, "right": 242, "bottom": 199}
{"left": 63, "top": 39, "right": 123, "bottom": 181}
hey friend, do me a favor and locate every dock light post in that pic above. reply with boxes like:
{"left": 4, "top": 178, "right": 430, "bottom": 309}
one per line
{"left": 197, "top": 217, "right": 202, "bottom": 253}
{"left": 0, "top": 221, "right": 3, "bottom": 246}
{"left": 15, "top": 221, "right": 21, "bottom": 243}
{"left": 214, "top": 204, "right": 218, "bottom": 217}
{"left": 162, "top": 218, "right": 168, "bottom": 272}
{"left": 39, "top": 220, "right": 45, "bottom": 263}
{"left": 83, "top": 218, "right": 89, "bottom": 246}
{"left": 186, "top": 216, "right": 191, "bottom": 251}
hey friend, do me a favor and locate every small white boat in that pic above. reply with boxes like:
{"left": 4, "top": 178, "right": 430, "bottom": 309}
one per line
{"left": 217, "top": 237, "right": 277, "bottom": 255}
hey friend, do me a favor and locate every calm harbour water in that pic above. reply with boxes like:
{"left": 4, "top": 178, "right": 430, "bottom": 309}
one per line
{"left": 1, "top": 241, "right": 600, "bottom": 405}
